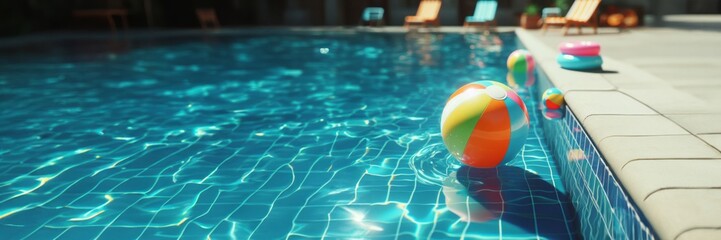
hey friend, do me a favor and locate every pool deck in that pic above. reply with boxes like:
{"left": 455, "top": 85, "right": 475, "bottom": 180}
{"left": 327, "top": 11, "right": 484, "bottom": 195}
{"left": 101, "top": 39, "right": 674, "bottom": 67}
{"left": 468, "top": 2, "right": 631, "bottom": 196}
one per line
{"left": 516, "top": 26, "right": 721, "bottom": 240}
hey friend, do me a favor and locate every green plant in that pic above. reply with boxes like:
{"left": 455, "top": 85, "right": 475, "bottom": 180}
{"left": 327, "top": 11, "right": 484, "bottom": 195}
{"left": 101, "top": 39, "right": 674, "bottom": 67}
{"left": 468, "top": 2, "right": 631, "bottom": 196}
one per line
{"left": 555, "top": 0, "right": 570, "bottom": 15}
{"left": 524, "top": 4, "right": 540, "bottom": 16}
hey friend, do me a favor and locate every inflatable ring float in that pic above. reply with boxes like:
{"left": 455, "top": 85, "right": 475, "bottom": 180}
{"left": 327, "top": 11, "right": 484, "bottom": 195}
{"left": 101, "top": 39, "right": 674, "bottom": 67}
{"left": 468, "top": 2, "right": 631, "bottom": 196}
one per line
{"left": 559, "top": 41, "right": 600, "bottom": 56}
{"left": 556, "top": 54, "right": 603, "bottom": 70}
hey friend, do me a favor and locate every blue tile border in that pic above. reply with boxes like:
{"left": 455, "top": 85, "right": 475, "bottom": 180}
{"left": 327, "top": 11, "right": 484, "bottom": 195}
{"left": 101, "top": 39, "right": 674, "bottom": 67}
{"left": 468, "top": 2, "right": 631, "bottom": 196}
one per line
{"left": 535, "top": 69, "right": 657, "bottom": 240}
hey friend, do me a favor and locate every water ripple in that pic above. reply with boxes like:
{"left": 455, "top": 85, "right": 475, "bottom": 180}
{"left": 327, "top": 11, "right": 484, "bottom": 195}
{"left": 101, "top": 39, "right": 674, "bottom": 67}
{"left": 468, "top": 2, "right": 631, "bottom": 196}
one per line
{"left": 408, "top": 143, "right": 461, "bottom": 187}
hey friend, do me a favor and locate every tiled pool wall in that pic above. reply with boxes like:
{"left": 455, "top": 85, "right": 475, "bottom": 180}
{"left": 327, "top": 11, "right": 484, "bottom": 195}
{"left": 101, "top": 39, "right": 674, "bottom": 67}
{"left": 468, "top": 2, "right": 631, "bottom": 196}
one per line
{"left": 534, "top": 68, "right": 657, "bottom": 240}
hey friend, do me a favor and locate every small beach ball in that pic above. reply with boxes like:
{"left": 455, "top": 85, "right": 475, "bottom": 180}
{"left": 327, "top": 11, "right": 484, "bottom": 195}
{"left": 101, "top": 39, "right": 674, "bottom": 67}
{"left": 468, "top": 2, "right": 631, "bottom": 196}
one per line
{"left": 542, "top": 88, "right": 564, "bottom": 110}
{"left": 507, "top": 50, "right": 535, "bottom": 74}
{"left": 441, "top": 81, "right": 530, "bottom": 168}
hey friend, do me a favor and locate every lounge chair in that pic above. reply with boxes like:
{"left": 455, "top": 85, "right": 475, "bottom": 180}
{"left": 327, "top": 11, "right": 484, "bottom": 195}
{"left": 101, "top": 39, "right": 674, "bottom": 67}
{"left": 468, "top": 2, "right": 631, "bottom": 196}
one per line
{"left": 541, "top": 0, "right": 602, "bottom": 35}
{"left": 196, "top": 8, "right": 220, "bottom": 29}
{"left": 463, "top": 0, "right": 497, "bottom": 29}
{"left": 73, "top": 9, "right": 128, "bottom": 32}
{"left": 361, "top": 7, "right": 385, "bottom": 26}
{"left": 73, "top": 0, "right": 128, "bottom": 32}
{"left": 541, "top": 7, "right": 562, "bottom": 19}
{"left": 404, "top": 0, "right": 443, "bottom": 28}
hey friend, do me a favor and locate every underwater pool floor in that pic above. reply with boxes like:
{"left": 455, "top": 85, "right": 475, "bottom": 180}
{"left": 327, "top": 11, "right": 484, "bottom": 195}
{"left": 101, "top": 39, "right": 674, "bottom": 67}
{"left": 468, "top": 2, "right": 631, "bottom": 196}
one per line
{"left": 0, "top": 31, "right": 578, "bottom": 239}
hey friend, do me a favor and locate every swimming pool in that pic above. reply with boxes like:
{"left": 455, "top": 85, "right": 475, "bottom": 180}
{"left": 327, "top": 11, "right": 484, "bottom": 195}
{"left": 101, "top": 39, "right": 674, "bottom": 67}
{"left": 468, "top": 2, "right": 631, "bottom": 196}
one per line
{"left": 0, "top": 30, "right": 578, "bottom": 239}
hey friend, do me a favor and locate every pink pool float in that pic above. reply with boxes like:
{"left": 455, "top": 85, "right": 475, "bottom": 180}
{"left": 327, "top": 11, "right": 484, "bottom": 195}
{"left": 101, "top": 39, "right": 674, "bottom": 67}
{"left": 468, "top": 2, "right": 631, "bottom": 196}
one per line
{"left": 559, "top": 41, "right": 601, "bottom": 56}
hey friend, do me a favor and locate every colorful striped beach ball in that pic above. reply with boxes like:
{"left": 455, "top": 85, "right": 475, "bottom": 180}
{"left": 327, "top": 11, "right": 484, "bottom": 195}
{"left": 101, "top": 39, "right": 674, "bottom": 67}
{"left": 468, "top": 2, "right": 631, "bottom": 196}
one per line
{"left": 441, "top": 81, "right": 530, "bottom": 168}
{"left": 542, "top": 88, "right": 565, "bottom": 110}
{"left": 507, "top": 50, "right": 535, "bottom": 74}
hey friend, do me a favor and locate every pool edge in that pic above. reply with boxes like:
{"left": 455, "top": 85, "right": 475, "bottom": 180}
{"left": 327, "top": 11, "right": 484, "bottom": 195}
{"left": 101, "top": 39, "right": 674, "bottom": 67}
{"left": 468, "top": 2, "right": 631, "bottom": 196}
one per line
{"left": 515, "top": 28, "right": 659, "bottom": 239}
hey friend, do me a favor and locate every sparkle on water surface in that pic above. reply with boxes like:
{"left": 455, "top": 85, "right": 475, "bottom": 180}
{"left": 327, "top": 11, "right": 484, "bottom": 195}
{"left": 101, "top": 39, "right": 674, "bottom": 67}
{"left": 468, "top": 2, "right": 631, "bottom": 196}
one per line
{"left": 0, "top": 31, "right": 578, "bottom": 239}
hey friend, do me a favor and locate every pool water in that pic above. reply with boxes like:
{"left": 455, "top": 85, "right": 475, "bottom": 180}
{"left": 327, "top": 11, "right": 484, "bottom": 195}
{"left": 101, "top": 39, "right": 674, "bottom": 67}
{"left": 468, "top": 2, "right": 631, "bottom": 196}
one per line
{"left": 0, "top": 31, "right": 578, "bottom": 239}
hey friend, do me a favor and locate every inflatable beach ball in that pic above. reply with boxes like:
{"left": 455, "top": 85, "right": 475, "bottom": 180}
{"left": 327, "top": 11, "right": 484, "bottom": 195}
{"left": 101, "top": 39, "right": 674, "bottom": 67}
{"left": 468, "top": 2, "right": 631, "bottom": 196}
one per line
{"left": 542, "top": 88, "right": 565, "bottom": 110}
{"left": 507, "top": 50, "right": 535, "bottom": 74}
{"left": 441, "top": 81, "right": 530, "bottom": 168}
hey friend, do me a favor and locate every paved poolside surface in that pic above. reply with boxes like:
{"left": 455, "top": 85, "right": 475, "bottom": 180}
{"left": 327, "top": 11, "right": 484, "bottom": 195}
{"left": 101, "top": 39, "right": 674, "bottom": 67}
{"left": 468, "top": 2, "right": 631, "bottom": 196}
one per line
{"left": 517, "top": 25, "right": 721, "bottom": 240}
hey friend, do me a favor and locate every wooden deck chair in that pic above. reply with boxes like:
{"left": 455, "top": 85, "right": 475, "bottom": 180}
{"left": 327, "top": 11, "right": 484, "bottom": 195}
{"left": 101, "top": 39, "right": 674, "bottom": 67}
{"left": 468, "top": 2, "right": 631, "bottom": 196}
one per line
{"left": 463, "top": 0, "right": 497, "bottom": 29}
{"left": 73, "top": 9, "right": 128, "bottom": 32}
{"left": 404, "top": 0, "right": 443, "bottom": 28}
{"left": 196, "top": 8, "right": 220, "bottom": 29}
{"left": 72, "top": 0, "right": 128, "bottom": 32}
{"left": 541, "top": 0, "right": 601, "bottom": 35}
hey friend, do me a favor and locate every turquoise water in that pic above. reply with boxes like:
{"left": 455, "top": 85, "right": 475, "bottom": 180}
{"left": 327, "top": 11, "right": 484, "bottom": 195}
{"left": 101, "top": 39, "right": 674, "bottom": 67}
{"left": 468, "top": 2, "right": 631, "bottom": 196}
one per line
{"left": 0, "top": 31, "right": 578, "bottom": 239}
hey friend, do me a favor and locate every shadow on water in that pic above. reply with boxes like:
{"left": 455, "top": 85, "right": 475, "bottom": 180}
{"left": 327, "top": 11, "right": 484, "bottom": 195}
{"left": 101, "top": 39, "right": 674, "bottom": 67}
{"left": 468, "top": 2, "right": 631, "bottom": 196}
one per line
{"left": 444, "top": 165, "right": 579, "bottom": 239}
